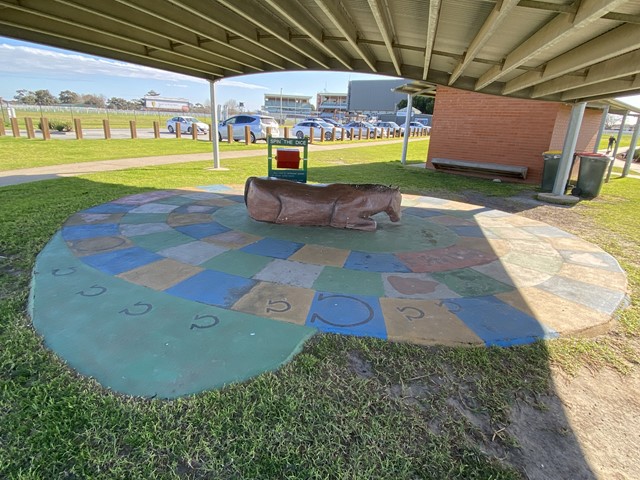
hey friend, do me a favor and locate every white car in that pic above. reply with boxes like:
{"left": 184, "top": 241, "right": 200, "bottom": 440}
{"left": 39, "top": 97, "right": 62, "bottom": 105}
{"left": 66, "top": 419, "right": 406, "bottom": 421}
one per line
{"left": 376, "top": 121, "right": 404, "bottom": 136}
{"left": 401, "top": 121, "right": 430, "bottom": 133}
{"left": 166, "top": 116, "right": 209, "bottom": 134}
{"left": 218, "top": 114, "right": 280, "bottom": 143}
{"left": 343, "top": 121, "right": 386, "bottom": 138}
{"left": 292, "top": 120, "right": 345, "bottom": 140}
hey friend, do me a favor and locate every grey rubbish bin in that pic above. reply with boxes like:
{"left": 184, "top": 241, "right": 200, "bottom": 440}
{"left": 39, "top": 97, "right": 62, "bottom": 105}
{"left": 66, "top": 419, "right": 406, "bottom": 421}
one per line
{"left": 541, "top": 151, "right": 562, "bottom": 192}
{"left": 574, "top": 153, "right": 610, "bottom": 198}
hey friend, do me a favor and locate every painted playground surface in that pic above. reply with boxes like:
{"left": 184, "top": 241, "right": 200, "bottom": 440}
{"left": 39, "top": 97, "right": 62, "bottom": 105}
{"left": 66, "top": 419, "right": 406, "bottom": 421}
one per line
{"left": 30, "top": 185, "right": 628, "bottom": 398}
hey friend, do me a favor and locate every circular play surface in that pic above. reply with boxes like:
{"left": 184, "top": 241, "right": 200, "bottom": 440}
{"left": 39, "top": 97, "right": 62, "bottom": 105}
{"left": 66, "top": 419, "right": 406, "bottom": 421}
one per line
{"left": 30, "top": 185, "right": 627, "bottom": 398}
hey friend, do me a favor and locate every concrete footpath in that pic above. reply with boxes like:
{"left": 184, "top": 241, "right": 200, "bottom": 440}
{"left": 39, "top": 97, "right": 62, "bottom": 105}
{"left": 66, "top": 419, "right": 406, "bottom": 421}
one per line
{"left": 0, "top": 138, "right": 427, "bottom": 187}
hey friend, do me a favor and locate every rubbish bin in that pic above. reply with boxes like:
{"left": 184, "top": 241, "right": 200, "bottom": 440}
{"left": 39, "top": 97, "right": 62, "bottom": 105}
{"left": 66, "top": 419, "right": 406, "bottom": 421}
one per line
{"left": 541, "top": 151, "right": 562, "bottom": 192}
{"left": 574, "top": 153, "right": 610, "bottom": 198}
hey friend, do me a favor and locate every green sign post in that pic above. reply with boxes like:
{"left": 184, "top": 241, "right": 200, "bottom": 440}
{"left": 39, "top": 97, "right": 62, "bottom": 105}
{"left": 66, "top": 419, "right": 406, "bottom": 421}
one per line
{"left": 267, "top": 136, "right": 309, "bottom": 183}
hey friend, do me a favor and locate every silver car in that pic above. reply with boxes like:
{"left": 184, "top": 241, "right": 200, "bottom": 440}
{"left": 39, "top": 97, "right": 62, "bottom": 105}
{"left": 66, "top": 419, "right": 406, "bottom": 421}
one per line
{"left": 218, "top": 114, "right": 280, "bottom": 143}
{"left": 166, "top": 116, "right": 209, "bottom": 134}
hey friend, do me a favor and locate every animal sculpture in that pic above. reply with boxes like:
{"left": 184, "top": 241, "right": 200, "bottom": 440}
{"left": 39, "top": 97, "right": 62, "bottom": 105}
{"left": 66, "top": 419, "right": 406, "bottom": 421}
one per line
{"left": 244, "top": 177, "right": 402, "bottom": 231}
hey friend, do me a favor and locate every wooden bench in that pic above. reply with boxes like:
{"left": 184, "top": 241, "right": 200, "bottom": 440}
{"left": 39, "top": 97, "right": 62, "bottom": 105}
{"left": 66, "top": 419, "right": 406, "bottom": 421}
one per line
{"left": 431, "top": 158, "right": 528, "bottom": 179}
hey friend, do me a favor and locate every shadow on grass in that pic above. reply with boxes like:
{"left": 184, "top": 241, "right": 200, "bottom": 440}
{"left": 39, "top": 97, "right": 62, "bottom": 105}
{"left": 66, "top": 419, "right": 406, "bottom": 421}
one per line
{"left": 0, "top": 174, "right": 602, "bottom": 478}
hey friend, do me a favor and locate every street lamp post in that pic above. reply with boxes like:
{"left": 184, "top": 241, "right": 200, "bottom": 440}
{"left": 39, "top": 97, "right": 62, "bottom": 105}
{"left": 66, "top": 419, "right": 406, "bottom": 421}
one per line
{"left": 280, "top": 88, "right": 283, "bottom": 124}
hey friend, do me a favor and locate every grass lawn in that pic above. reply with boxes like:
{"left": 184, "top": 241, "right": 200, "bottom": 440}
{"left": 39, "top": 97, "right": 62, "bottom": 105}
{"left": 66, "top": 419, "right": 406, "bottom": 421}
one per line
{"left": 1, "top": 140, "right": 638, "bottom": 478}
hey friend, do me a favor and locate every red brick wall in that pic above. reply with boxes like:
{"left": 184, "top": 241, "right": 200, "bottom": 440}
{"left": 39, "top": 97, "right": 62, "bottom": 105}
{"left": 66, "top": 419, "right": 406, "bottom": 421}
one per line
{"left": 427, "top": 87, "right": 602, "bottom": 184}
{"left": 549, "top": 105, "right": 602, "bottom": 153}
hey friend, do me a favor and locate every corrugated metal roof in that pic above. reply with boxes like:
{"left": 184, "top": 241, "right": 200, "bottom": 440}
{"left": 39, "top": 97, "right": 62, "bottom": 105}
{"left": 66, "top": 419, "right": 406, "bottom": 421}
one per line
{"left": 0, "top": 0, "right": 639, "bottom": 103}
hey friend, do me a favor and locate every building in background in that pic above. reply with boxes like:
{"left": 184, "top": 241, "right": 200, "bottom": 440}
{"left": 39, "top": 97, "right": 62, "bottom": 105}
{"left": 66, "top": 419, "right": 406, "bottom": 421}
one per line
{"left": 347, "top": 79, "right": 408, "bottom": 118}
{"left": 315, "top": 92, "right": 347, "bottom": 119}
{"left": 263, "top": 93, "right": 313, "bottom": 120}
{"left": 143, "top": 96, "right": 190, "bottom": 112}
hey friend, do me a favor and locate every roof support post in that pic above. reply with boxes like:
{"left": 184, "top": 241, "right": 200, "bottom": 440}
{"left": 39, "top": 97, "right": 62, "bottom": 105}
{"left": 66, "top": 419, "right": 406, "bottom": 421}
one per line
{"left": 605, "top": 110, "right": 628, "bottom": 182}
{"left": 401, "top": 93, "right": 413, "bottom": 166}
{"left": 209, "top": 79, "right": 221, "bottom": 169}
{"left": 593, "top": 105, "right": 609, "bottom": 153}
{"left": 552, "top": 102, "right": 586, "bottom": 195}
{"left": 622, "top": 117, "right": 640, "bottom": 178}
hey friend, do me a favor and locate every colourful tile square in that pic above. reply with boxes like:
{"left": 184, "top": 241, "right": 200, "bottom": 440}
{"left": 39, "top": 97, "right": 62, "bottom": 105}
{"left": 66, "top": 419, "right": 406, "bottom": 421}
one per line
{"left": 254, "top": 259, "right": 324, "bottom": 288}
{"left": 344, "top": 251, "right": 410, "bottom": 273}
{"left": 288, "top": 244, "right": 350, "bottom": 267}
{"left": 431, "top": 268, "right": 512, "bottom": 297}
{"left": 306, "top": 292, "right": 386, "bottom": 339}
{"left": 402, "top": 207, "right": 443, "bottom": 218}
{"left": 167, "top": 213, "right": 214, "bottom": 227}
{"left": 158, "top": 241, "right": 228, "bottom": 265}
{"left": 165, "top": 270, "right": 256, "bottom": 307}
{"left": 67, "top": 236, "right": 133, "bottom": 257}
{"left": 241, "top": 238, "right": 304, "bottom": 259}
{"left": 175, "top": 222, "right": 230, "bottom": 239}
{"left": 440, "top": 296, "right": 558, "bottom": 346}
{"left": 117, "top": 258, "right": 203, "bottom": 290}
{"left": 129, "top": 230, "right": 194, "bottom": 252}
{"left": 129, "top": 203, "right": 180, "bottom": 214}
{"left": 200, "top": 250, "right": 273, "bottom": 278}
{"left": 202, "top": 230, "right": 262, "bottom": 248}
{"left": 232, "top": 282, "right": 315, "bottom": 325}
{"left": 313, "top": 266, "right": 384, "bottom": 296}
{"left": 82, "top": 203, "right": 134, "bottom": 214}
{"left": 82, "top": 247, "right": 163, "bottom": 275}
{"left": 380, "top": 298, "right": 482, "bottom": 346}
{"left": 62, "top": 224, "right": 120, "bottom": 241}
{"left": 120, "top": 213, "right": 169, "bottom": 224}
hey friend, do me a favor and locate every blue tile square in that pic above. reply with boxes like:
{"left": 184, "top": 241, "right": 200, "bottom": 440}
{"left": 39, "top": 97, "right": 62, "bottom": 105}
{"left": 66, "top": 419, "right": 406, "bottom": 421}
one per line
{"left": 165, "top": 270, "right": 256, "bottom": 307}
{"left": 82, "top": 247, "right": 163, "bottom": 275}
{"left": 175, "top": 222, "right": 230, "bottom": 239}
{"left": 62, "top": 224, "right": 120, "bottom": 241}
{"left": 441, "top": 296, "right": 558, "bottom": 346}
{"left": 402, "top": 207, "right": 444, "bottom": 218}
{"left": 82, "top": 203, "right": 134, "bottom": 214}
{"left": 305, "top": 292, "right": 387, "bottom": 339}
{"left": 240, "top": 238, "right": 304, "bottom": 259}
{"left": 344, "top": 251, "right": 410, "bottom": 273}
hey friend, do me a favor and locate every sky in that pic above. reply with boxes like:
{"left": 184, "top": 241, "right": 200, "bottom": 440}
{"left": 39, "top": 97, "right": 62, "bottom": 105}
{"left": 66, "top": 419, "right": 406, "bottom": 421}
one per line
{"left": 1, "top": 36, "right": 640, "bottom": 115}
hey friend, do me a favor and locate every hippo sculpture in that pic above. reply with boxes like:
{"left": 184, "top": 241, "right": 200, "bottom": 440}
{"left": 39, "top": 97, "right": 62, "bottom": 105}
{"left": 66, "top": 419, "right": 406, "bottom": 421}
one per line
{"left": 244, "top": 176, "right": 402, "bottom": 232}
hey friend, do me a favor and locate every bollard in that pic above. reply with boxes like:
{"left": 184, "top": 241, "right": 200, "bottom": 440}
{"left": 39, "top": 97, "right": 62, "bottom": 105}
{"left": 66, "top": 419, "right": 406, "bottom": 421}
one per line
{"left": 152, "top": 121, "right": 159, "bottom": 139}
{"left": 129, "top": 120, "right": 137, "bottom": 139}
{"left": 10, "top": 117, "right": 20, "bottom": 137}
{"left": 358, "top": 127, "right": 362, "bottom": 140}
{"left": 341, "top": 127, "right": 345, "bottom": 141}
{"left": 244, "top": 125, "right": 251, "bottom": 145}
{"left": 40, "top": 117, "right": 50, "bottom": 140}
{"left": 331, "top": 127, "right": 336, "bottom": 141}
{"left": 386, "top": 127, "right": 390, "bottom": 139}
{"left": 24, "top": 117, "right": 35, "bottom": 139}
{"left": 103, "top": 119, "right": 111, "bottom": 139}
{"left": 309, "top": 127, "right": 314, "bottom": 143}
{"left": 74, "top": 118, "right": 83, "bottom": 139}
{"left": 350, "top": 127, "right": 354, "bottom": 141}
{"left": 227, "top": 124, "right": 233, "bottom": 143}
{"left": 319, "top": 127, "right": 324, "bottom": 142}
{"left": 284, "top": 126, "right": 290, "bottom": 139}
{"left": 175, "top": 122, "right": 181, "bottom": 138}
{"left": 266, "top": 126, "right": 271, "bottom": 138}
{"left": 0, "top": 122, "right": 5, "bottom": 136}
{"left": 366, "top": 128, "right": 370, "bottom": 140}
{"left": 192, "top": 125, "right": 197, "bottom": 140}
{"left": 207, "top": 123, "right": 212, "bottom": 142}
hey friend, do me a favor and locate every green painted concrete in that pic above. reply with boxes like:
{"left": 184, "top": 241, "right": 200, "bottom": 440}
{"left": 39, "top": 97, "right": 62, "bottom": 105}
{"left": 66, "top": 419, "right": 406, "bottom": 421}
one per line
{"left": 30, "top": 233, "right": 316, "bottom": 399}
{"left": 312, "top": 266, "right": 385, "bottom": 296}
{"left": 200, "top": 250, "right": 274, "bottom": 278}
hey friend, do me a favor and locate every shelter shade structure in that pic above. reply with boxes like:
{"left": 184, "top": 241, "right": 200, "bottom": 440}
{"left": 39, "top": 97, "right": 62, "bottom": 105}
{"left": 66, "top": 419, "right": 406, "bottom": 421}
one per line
{"left": 622, "top": 118, "right": 640, "bottom": 178}
{"left": 1, "top": 1, "right": 640, "bottom": 103}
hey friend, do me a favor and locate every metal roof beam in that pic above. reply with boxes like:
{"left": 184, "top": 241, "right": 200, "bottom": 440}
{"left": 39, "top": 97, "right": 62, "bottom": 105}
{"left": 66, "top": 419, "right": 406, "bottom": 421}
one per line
{"left": 448, "top": 0, "right": 519, "bottom": 85}
{"left": 313, "top": 0, "right": 378, "bottom": 72}
{"left": 262, "top": 0, "right": 353, "bottom": 70}
{"left": 215, "top": 0, "right": 332, "bottom": 69}
{"left": 562, "top": 75, "right": 640, "bottom": 101}
{"left": 367, "top": 0, "right": 401, "bottom": 76}
{"left": 164, "top": 0, "right": 309, "bottom": 69}
{"left": 423, "top": 0, "right": 442, "bottom": 80}
{"left": 532, "top": 49, "right": 640, "bottom": 98}
{"left": 504, "top": 23, "right": 640, "bottom": 94}
{"left": 475, "top": 0, "right": 627, "bottom": 90}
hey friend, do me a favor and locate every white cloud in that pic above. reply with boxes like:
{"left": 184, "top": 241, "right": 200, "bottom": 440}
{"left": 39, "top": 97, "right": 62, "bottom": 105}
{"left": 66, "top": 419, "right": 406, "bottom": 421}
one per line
{"left": 0, "top": 43, "right": 206, "bottom": 83}
{"left": 217, "top": 79, "right": 268, "bottom": 90}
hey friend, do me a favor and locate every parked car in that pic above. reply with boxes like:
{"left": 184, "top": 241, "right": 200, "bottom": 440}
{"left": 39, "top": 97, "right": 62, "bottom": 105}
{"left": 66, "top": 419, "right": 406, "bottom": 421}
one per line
{"left": 166, "top": 116, "right": 209, "bottom": 135}
{"left": 292, "top": 120, "right": 345, "bottom": 140}
{"left": 218, "top": 114, "right": 280, "bottom": 143}
{"left": 401, "top": 121, "right": 430, "bottom": 134}
{"left": 376, "top": 121, "right": 404, "bottom": 136}
{"left": 343, "top": 121, "right": 386, "bottom": 138}
{"left": 320, "top": 118, "right": 344, "bottom": 128}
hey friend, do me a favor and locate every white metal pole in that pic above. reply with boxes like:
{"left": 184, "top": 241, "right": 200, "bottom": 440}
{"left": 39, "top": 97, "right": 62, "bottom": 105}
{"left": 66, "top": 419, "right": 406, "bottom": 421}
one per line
{"left": 606, "top": 110, "right": 628, "bottom": 182}
{"left": 622, "top": 117, "right": 640, "bottom": 178}
{"left": 593, "top": 105, "right": 609, "bottom": 153}
{"left": 552, "top": 102, "right": 586, "bottom": 195}
{"left": 209, "top": 79, "right": 220, "bottom": 169}
{"left": 401, "top": 93, "right": 413, "bottom": 166}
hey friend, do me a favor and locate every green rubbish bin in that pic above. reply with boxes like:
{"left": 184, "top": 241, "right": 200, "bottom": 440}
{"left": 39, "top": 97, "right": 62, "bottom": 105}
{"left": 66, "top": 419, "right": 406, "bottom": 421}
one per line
{"left": 574, "top": 153, "right": 610, "bottom": 198}
{"left": 541, "top": 151, "right": 562, "bottom": 192}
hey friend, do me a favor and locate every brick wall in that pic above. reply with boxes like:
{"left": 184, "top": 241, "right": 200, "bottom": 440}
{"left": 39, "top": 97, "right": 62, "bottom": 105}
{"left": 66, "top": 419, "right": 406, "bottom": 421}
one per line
{"left": 549, "top": 105, "right": 602, "bottom": 153}
{"left": 427, "top": 87, "right": 603, "bottom": 184}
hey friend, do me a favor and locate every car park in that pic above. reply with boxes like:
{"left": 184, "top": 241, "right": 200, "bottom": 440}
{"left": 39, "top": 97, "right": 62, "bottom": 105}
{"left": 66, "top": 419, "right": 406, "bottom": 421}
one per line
{"left": 292, "top": 120, "right": 345, "bottom": 140}
{"left": 343, "top": 121, "right": 386, "bottom": 138}
{"left": 218, "top": 114, "right": 280, "bottom": 143}
{"left": 166, "top": 116, "right": 210, "bottom": 135}
{"left": 376, "top": 121, "right": 404, "bottom": 136}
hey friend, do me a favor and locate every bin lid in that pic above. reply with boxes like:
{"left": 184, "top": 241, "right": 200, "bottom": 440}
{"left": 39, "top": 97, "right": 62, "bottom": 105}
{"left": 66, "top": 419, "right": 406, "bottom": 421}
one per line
{"left": 576, "top": 152, "right": 609, "bottom": 160}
